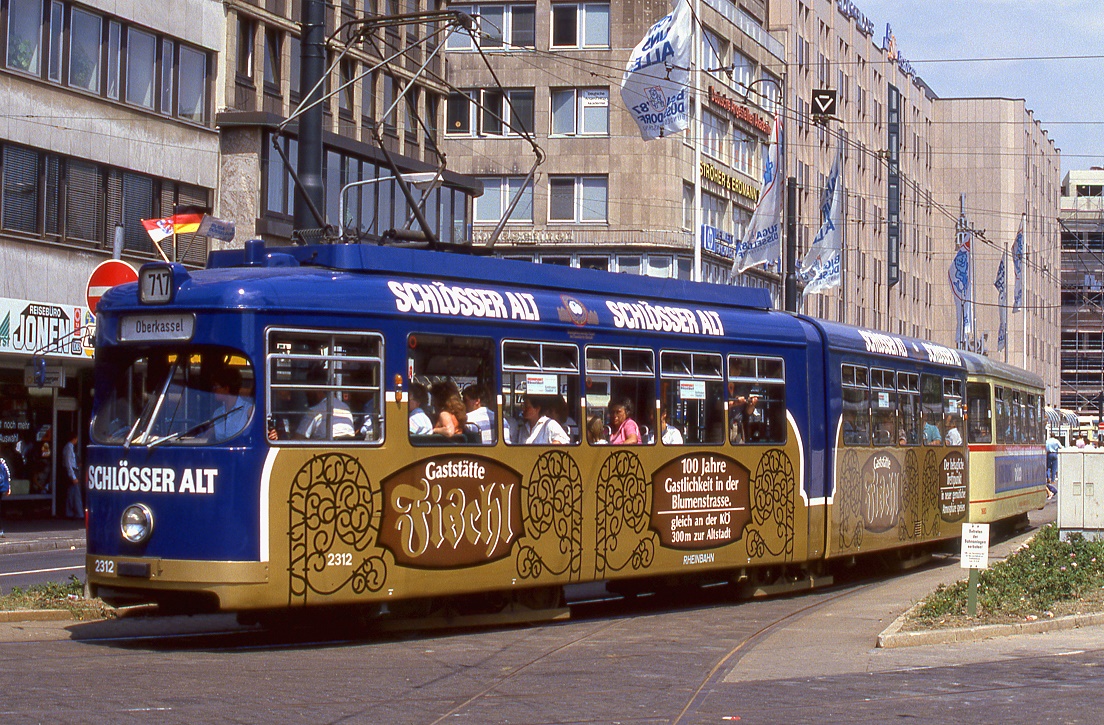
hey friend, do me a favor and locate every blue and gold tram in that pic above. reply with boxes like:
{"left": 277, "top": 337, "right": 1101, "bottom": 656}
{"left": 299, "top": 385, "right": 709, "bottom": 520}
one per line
{"left": 83, "top": 240, "right": 1036, "bottom": 614}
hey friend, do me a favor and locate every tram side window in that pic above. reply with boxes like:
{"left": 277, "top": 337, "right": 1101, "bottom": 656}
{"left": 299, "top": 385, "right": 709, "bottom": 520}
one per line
{"left": 502, "top": 340, "right": 579, "bottom": 445}
{"left": 1009, "top": 390, "right": 1023, "bottom": 443}
{"left": 943, "top": 377, "right": 964, "bottom": 446}
{"left": 91, "top": 348, "right": 256, "bottom": 446}
{"left": 1026, "top": 394, "right": 1040, "bottom": 444}
{"left": 407, "top": 334, "right": 497, "bottom": 445}
{"left": 266, "top": 330, "right": 383, "bottom": 444}
{"left": 586, "top": 346, "right": 656, "bottom": 445}
{"left": 920, "top": 374, "right": 943, "bottom": 445}
{"left": 870, "top": 368, "right": 897, "bottom": 446}
{"left": 840, "top": 364, "right": 870, "bottom": 446}
{"left": 897, "top": 372, "right": 921, "bottom": 446}
{"left": 729, "top": 355, "right": 786, "bottom": 445}
{"left": 966, "top": 382, "right": 993, "bottom": 444}
{"left": 659, "top": 351, "right": 724, "bottom": 445}
{"left": 994, "top": 387, "right": 1009, "bottom": 444}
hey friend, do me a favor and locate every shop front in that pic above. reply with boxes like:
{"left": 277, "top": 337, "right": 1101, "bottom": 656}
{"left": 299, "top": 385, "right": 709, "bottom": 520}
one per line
{"left": 0, "top": 296, "right": 94, "bottom": 516}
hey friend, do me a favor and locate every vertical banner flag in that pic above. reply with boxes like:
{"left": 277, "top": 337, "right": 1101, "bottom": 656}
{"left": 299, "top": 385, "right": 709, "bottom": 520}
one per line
{"left": 621, "top": 0, "right": 692, "bottom": 141}
{"left": 733, "top": 115, "right": 783, "bottom": 273}
{"left": 799, "top": 151, "right": 844, "bottom": 297}
{"left": 1012, "top": 212, "right": 1025, "bottom": 312}
{"left": 994, "top": 246, "right": 1008, "bottom": 352}
{"left": 949, "top": 229, "right": 972, "bottom": 347}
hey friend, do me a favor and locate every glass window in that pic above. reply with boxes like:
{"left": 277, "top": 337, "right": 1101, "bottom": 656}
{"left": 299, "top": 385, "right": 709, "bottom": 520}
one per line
{"left": 479, "top": 5, "right": 504, "bottom": 47}
{"left": 91, "top": 347, "right": 256, "bottom": 446}
{"left": 897, "top": 372, "right": 920, "bottom": 445}
{"left": 944, "top": 377, "right": 964, "bottom": 446}
{"left": 475, "top": 177, "right": 532, "bottom": 223}
{"left": 730, "top": 355, "right": 786, "bottom": 445}
{"left": 585, "top": 346, "right": 655, "bottom": 445}
{"left": 237, "top": 17, "right": 254, "bottom": 77}
{"left": 503, "top": 340, "right": 579, "bottom": 445}
{"left": 966, "top": 382, "right": 992, "bottom": 444}
{"left": 870, "top": 368, "right": 896, "bottom": 446}
{"left": 178, "top": 45, "right": 206, "bottom": 122}
{"left": 920, "top": 373, "right": 943, "bottom": 445}
{"left": 266, "top": 330, "right": 384, "bottom": 444}
{"left": 446, "top": 91, "right": 473, "bottom": 134}
{"left": 840, "top": 363, "right": 869, "bottom": 446}
{"left": 552, "top": 3, "right": 609, "bottom": 48}
{"left": 126, "top": 28, "right": 156, "bottom": 108}
{"left": 65, "top": 158, "right": 103, "bottom": 242}
{"left": 510, "top": 5, "right": 536, "bottom": 47}
{"left": 69, "top": 8, "right": 102, "bottom": 93}
{"left": 7, "top": 0, "right": 43, "bottom": 74}
{"left": 407, "top": 334, "right": 497, "bottom": 445}
{"left": 660, "top": 351, "right": 724, "bottom": 445}
{"left": 47, "top": 1, "right": 62, "bottom": 82}
{"left": 551, "top": 88, "right": 608, "bottom": 136}
{"left": 582, "top": 3, "right": 609, "bottom": 46}
{"left": 2, "top": 144, "right": 39, "bottom": 233}
{"left": 160, "top": 39, "right": 174, "bottom": 115}
{"left": 264, "top": 28, "right": 281, "bottom": 89}
{"left": 106, "top": 21, "right": 121, "bottom": 99}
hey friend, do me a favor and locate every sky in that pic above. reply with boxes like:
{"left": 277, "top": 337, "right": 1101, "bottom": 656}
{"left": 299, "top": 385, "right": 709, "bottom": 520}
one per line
{"left": 855, "top": 0, "right": 1104, "bottom": 178}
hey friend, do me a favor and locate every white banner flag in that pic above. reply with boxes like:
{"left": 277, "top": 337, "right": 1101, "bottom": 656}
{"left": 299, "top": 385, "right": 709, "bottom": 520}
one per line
{"left": 1012, "top": 212, "right": 1025, "bottom": 312}
{"left": 733, "top": 115, "right": 783, "bottom": 273}
{"left": 994, "top": 246, "right": 1008, "bottom": 352}
{"left": 620, "top": 0, "right": 692, "bottom": 141}
{"left": 800, "top": 151, "right": 844, "bottom": 297}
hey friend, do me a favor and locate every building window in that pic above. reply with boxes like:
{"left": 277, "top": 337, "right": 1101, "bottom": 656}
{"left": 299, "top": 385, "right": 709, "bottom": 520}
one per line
{"left": 682, "top": 183, "right": 693, "bottom": 230}
{"left": 703, "top": 110, "right": 726, "bottom": 161}
{"left": 177, "top": 46, "right": 206, "bottom": 123}
{"left": 549, "top": 176, "right": 607, "bottom": 223}
{"left": 126, "top": 28, "right": 157, "bottom": 108}
{"left": 551, "top": 3, "right": 609, "bottom": 48}
{"left": 47, "top": 1, "right": 63, "bottom": 82}
{"left": 7, "top": 0, "right": 44, "bottom": 74}
{"left": 701, "top": 191, "right": 725, "bottom": 229}
{"left": 237, "top": 16, "right": 255, "bottom": 79}
{"left": 69, "top": 8, "right": 102, "bottom": 93}
{"left": 106, "top": 21, "right": 121, "bottom": 99}
{"left": 2, "top": 145, "right": 39, "bottom": 233}
{"left": 474, "top": 177, "right": 533, "bottom": 223}
{"left": 446, "top": 4, "right": 536, "bottom": 50}
{"left": 160, "top": 39, "right": 174, "bottom": 115}
{"left": 447, "top": 89, "right": 534, "bottom": 136}
{"left": 264, "top": 28, "right": 281, "bottom": 92}
{"left": 550, "top": 88, "right": 608, "bottom": 136}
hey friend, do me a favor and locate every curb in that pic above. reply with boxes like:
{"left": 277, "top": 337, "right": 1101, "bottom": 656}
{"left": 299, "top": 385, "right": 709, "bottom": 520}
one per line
{"left": 877, "top": 604, "right": 1104, "bottom": 648}
{"left": 0, "top": 609, "right": 75, "bottom": 622}
{"left": 0, "top": 539, "right": 86, "bottom": 556}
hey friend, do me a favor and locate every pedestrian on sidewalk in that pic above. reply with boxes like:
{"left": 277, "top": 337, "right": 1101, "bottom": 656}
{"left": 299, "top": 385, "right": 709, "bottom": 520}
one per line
{"left": 0, "top": 448, "right": 10, "bottom": 537}
{"left": 62, "top": 433, "right": 83, "bottom": 519}
{"left": 1046, "top": 433, "right": 1061, "bottom": 500}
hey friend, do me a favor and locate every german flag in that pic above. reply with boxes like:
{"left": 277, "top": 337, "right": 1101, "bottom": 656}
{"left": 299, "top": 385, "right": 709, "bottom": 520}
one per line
{"left": 172, "top": 205, "right": 208, "bottom": 234}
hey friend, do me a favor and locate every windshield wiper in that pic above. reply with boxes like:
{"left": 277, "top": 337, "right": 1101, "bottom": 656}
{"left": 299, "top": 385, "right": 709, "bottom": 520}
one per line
{"left": 146, "top": 406, "right": 244, "bottom": 448}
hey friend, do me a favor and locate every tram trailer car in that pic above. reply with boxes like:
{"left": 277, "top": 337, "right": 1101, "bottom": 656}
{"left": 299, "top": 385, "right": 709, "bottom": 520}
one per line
{"left": 84, "top": 240, "right": 1040, "bottom": 616}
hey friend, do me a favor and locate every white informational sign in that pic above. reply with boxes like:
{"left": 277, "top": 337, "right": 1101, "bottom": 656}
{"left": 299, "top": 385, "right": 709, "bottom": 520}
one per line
{"left": 960, "top": 522, "right": 990, "bottom": 569}
{"left": 679, "top": 380, "right": 706, "bottom": 400}
{"left": 526, "top": 374, "right": 559, "bottom": 395}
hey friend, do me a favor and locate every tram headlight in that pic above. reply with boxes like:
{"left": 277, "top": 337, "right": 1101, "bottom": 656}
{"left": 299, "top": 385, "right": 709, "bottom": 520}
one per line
{"left": 120, "top": 504, "right": 154, "bottom": 544}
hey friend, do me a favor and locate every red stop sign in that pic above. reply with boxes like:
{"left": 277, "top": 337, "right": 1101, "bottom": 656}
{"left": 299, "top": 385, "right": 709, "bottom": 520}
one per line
{"left": 86, "top": 259, "right": 138, "bottom": 313}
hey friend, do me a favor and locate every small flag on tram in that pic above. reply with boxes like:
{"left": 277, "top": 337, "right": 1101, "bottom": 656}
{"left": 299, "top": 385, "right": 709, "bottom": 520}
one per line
{"left": 140, "top": 212, "right": 205, "bottom": 242}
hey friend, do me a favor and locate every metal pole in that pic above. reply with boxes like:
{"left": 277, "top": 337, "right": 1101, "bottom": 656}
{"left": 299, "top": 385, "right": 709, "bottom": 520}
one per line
{"left": 295, "top": 0, "right": 326, "bottom": 233}
{"left": 785, "top": 177, "right": 798, "bottom": 312}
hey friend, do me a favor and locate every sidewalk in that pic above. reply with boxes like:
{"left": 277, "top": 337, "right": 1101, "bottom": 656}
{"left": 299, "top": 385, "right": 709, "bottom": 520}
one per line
{"left": 0, "top": 516, "right": 87, "bottom": 556}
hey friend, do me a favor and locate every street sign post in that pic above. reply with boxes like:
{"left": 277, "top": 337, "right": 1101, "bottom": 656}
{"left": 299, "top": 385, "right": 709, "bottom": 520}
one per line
{"left": 86, "top": 259, "right": 138, "bottom": 314}
{"left": 960, "top": 522, "right": 991, "bottom": 616}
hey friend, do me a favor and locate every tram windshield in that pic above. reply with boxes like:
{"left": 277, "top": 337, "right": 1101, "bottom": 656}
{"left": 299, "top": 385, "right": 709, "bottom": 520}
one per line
{"left": 91, "top": 347, "right": 255, "bottom": 447}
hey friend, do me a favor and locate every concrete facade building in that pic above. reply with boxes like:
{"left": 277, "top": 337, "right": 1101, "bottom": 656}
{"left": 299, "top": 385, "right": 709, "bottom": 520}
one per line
{"left": 0, "top": 0, "right": 221, "bottom": 507}
{"left": 1059, "top": 168, "right": 1104, "bottom": 416}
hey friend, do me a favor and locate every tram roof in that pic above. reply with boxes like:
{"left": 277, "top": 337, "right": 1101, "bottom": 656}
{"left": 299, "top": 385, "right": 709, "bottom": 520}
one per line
{"left": 807, "top": 318, "right": 966, "bottom": 369}
{"left": 202, "top": 240, "right": 776, "bottom": 311}
{"left": 959, "top": 350, "right": 1044, "bottom": 390}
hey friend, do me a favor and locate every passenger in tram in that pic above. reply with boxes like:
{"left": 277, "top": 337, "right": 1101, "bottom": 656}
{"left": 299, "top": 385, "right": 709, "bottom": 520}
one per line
{"left": 462, "top": 384, "right": 496, "bottom": 444}
{"left": 608, "top": 399, "right": 641, "bottom": 445}
{"left": 729, "top": 389, "right": 760, "bottom": 445}
{"left": 923, "top": 418, "right": 943, "bottom": 445}
{"left": 210, "top": 367, "right": 253, "bottom": 443}
{"left": 943, "top": 414, "right": 963, "bottom": 447}
{"left": 408, "top": 383, "right": 434, "bottom": 435}
{"left": 519, "top": 396, "right": 570, "bottom": 445}
{"left": 660, "top": 408, "right": 684, "bottom": 445}
{"left": 586, "top": 416, "right": 608, "bottom": 445}
{"left": 550, "top": 395, "right": 580, "bottom": 443}
{"left": 430, "top": 381, "right": 467, "bottom": 437}
{"left": 298, "top": 388, "right": 355, "bottom": 440}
